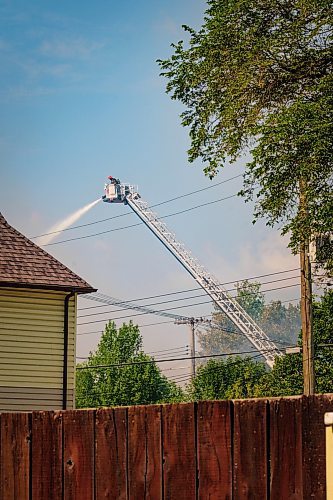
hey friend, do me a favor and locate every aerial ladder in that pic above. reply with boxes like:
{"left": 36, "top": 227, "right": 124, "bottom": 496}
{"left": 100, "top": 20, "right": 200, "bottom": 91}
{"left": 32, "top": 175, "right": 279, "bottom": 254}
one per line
{"left": 102, "top": 176, "right": 283, "bottom": 367}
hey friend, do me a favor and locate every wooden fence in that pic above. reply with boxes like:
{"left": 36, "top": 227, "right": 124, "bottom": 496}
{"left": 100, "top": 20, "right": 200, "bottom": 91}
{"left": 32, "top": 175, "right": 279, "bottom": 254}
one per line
{"left": 0, "top": 395, "right": 333, "bottom": 499}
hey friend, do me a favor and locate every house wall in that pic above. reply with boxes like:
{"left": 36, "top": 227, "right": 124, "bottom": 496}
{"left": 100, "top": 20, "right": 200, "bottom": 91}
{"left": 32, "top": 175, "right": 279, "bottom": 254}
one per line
{"left": 0, "top": 287, "right": 76, "bottom": 411}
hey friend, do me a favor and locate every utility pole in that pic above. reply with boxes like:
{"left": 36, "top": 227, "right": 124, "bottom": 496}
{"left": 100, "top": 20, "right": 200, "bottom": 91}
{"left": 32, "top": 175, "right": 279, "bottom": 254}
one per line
{"left": 190, "top": 319, "right": 196, "bottom": 379}
{"left": 175, "top": 317, "right": 211, "bottom": 379}
{"left": 299, "top": 179, "right": 315, "bottom": 395}
{"left": 300, "top": 239, "right": 315, "bottom": 394}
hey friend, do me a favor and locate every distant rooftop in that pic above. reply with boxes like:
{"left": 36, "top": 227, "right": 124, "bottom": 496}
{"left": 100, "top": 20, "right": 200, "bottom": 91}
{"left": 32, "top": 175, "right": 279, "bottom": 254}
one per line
{"left": 0, "top": 213, "right": 96, "bottom": 293}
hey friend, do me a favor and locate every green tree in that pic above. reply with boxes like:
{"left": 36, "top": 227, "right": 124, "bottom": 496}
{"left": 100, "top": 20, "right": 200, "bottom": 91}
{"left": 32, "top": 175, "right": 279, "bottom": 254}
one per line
{"left": 260, "top": 300, "right": 301, "bottom": 346}
{"left": 158, "top": 0, "right": 333, "bottom": 271}
{"left": 255, "top": 291, "right": 333, "bottom": 396}
{"left": 187, "top": 356, "right": 267, "bottom": 400}
{"left": 197, "top": 280, "right": 300, "bottom": 355}
{"left": 197, "top": 281, "right": 264, "bottom": 355}
{"left": 76, "top": 321, "right": 183, "bottom": 408}
{"left": 236, "top": 280, "right": 265, "bottom": 322}
{"left": 188, "top": 291, "right": 332, "bottom": 400}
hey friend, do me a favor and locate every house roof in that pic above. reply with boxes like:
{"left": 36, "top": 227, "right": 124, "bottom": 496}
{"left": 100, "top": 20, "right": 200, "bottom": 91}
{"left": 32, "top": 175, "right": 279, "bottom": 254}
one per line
{"left": 0, "top": 213, "right": 96, "bottom": 293}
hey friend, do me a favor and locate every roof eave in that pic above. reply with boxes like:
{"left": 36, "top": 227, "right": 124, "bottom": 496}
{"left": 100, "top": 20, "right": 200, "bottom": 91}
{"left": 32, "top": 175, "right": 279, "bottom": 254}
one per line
{"left": 0, "top": 281, "right": 97, "bottom": 294}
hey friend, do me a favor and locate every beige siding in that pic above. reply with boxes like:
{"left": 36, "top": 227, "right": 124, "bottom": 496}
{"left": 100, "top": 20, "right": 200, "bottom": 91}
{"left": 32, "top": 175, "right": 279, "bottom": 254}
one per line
{"left": 0, "top": 287, "right": 77, "bottom": 410}
{"left": 0, "top": 386, "right": 74, "bottom": 411}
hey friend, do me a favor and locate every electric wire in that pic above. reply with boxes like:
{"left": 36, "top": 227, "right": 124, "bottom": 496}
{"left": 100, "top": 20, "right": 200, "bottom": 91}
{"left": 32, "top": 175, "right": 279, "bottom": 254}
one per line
{"left": 77, "top": 298, "right": 300, "bottom": 336}
{"left": 170, "top": 350, "right": 276, "bottom": 384}
{"left": 160, "top": 365, "right": 189, "bottom": 373}
{"left": 77, "top": 318, "right": 173, "bottom": 335}
{"left": 167, "top": 352, "right": 269, "bottom": 384}
{"left": 78, "top": 349, "right": 190, "bottom": 363}
{"left": 168, "top": 375, "right": 192, "bottom": 382}
{"left": 76, "top": 345, "right": 190, "bottom": 361}
{"left": 76, "top": 347, "right": 284, "bottom": 370}
{"left": 77, "top": 275, "right": 300, "bottom": 319}
{"left": 78, "top": 350, "right": 275, "bottom": 402}
{"left": 78, "top": 352, "right": 269, "bottom": 398}
{"left": 42, "top": 193, "right": 238, "bottom": 246}
{"left": 77, "top": 319, "right": 296, "bottom": 346}
{"left": 168, "top": 371, "right": 192, "bottom": 379}
{"left": 79, "top": 280, "right": 300, "bottom": 319}
{"left": 78, "top": 267, "right": 300, "bottom": 310}
{"left": 31, "top": 174, "right": 242, "bottom": 239}
{"left": 77, "top": 283, "right": 300, "bottom": 326}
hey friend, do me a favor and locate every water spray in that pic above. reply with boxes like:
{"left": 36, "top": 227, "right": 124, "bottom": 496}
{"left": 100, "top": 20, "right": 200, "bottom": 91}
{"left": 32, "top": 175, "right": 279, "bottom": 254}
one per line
{"left": 36, "top": 198, "right": 101, "bottom": 246}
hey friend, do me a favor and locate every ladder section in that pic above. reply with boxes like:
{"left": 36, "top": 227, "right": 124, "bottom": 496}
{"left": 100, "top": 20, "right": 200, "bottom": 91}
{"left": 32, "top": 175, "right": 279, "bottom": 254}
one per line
{"left": 126, "top": 192, "right": 282, "bottom": 367}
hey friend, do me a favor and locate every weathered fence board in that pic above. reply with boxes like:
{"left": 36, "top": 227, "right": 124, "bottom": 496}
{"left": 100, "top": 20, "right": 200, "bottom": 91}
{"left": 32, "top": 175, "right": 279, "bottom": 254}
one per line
{"left": 269, "top": 397, "right": 303, "bottom": 499}
{"left": 302, "top": 394, "right": 333, "bottom": 499}
{"left": 31, "top": 411, "right": 63, "bottom": 500}
{"left": 128, "top": 405, "right": 162, "bottom": 499}
{"left": 0, "top": 394, "right": 332, "bottom": 499}
{"left": 233, "top": 399, "right": 268, "bottom": 499}
{"left": 163, "top": 403, "right": 197, "bottom": 500}
{"left": 63, "top": 410, "right": 94, "bottom": 499}
{"left": 95, "top": 407, "right": 128, "bottom": 500}
{"left": 0, "top": 412, "right": 30, "bottom": 500}
{"left": 197, "top": 400, "right": 232, "bottom": 499}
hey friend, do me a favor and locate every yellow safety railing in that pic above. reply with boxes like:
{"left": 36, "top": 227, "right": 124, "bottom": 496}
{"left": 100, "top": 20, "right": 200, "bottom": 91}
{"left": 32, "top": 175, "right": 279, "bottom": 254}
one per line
{"left": 325, "top": 412, "right": 333, "bottom": 500}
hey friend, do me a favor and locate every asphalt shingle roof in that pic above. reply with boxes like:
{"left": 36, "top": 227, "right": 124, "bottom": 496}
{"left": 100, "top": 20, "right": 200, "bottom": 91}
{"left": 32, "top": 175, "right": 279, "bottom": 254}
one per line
{"left": 0, "top": 213, "right": 96, "bottom": 293}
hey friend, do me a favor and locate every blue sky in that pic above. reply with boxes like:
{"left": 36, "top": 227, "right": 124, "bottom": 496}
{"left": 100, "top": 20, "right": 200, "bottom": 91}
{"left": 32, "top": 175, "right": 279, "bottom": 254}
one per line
{"left": 0, "top": 0, "right": 299, "bottom": 371}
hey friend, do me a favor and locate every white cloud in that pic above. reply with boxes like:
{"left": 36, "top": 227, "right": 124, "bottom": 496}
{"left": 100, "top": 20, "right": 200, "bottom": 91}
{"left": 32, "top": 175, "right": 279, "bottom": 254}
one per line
{"left": 2, "top": 84, "right": 57, "bottom": 99}
{"left": 19, "top": 59, "right": 72, "bottom": 79}
{"left": 39, "top": 37, "right": 106, "bottom": 59}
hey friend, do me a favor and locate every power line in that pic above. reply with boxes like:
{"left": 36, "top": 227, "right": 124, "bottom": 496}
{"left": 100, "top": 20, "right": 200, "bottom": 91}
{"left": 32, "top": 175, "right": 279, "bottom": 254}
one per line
{"left": 77, "top": 298, "right": 300, "bottom": 336}
{"left": 177, "top": 352, "right": 268, "bottom": 383}
{"left": 167, "top": 351, "right": 273, "bottom": 384}
{"left": 78, "top": 267, "right": 300, "bottom": 310}
{"left": 76, "top": 297, "right": 300, "bottom": 341}
{"left": 77, "top": 318, "right": 173, "bottom": 335}
{"left": 76, "top": 317, "right": 296, "bottom": 346}
{"left": 77, "top": 283, "right": 300, "bottom": 326}
{"left": 31, "top": 174, "right": 242, "bottom": 239}
{"left": 76, "top": 345, "right": 190, "bottom": 360}
{"left": 78, "top": 351, "right": 191, "bottom": 363}
{"left": 160, "top": 365, "right": 189, "bottom": 373}
{"left": 168, "top": 374, "right": 192, "bottom": 382}
{"left": 77, "top": 349, "right": 190, "bottom": 364}
{"left": 147, "top": 345, "right": 189, "bottom": 355}
{"left": 77, "top": 275, "right": 300, "bottom": 319}
{"left": 80, "top": 280, "right": 300, "bottom": 319}
{"left": 42, "top": 193, "right": 238, "bottom": 246}
{"left": 76, "top": 347, "right": 282, "bottom": 370}
{"left": 78, "top": 352, "right": 270, "bottom": 398}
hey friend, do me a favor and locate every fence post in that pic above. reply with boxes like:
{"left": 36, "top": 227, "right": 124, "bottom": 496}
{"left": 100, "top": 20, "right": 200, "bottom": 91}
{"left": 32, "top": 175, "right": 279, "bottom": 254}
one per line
{"left": 325, "top": 412, "right": 333, "bottom": 499}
